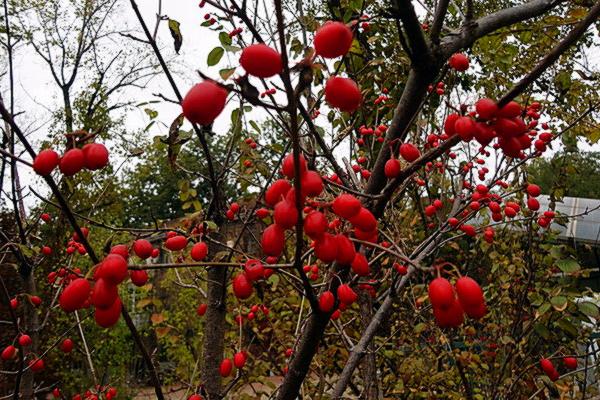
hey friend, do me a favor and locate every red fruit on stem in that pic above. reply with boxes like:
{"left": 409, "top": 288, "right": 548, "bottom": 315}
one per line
{"left": 60, "top": 338, "right": 74, "bottom": 353}
{"left": 197, "top": 303, "right": 207, "bottom": 316}
{"left": 428, "top": 277, "right": 455, "bottom": 309}
{"left": 319, "top": 291, "right": 335, "bottom": 313}
{"left": 33, "top": 149, "right": 60, "bottom": 176}
{"left": 454, "top": 117, "right": 476, "bottom": 141}
{"left": 244, "top": 259, "right": 264, "bottom": 282}
{"left": 351, "top": 252, "right": 370, "bottom": 276}
{"left": 29, "top": 358, "right": 45, "bottom": 372}
{"left": 190, "top": 242, "right": 209, "bottom": 261}
{"left": 233, "top": 352, "right": 247, "bottom": 369}
{"left": 18, "top": 335, "right": 32, "bottom": 347}
{"left": 314, "top": 21, "right": 353, "bottom": 58}
{"left": 337, "top": 284, "right": 358, "bottom": 305}
{"left": 335, "top": 234, "right": 356, "bottom": 265}
{"left": 303, "top": 211, "right": 328, "bottom": 239}
{"left": 182, "top": 81, "right": 228, "bottom": 125}
{"left": 82, "top": 143, "right": 109, "bottom": 170}
{"left": 314, "top": 233, "right": 338, "bottom": 263}
{"left": 563, "top": 357, "right": 577, "bottom": 370}
{"left": 99, "top": 254, "right": 128, "bottom": 285}
{"left": 384, "top": 158, "right": 401, "bottom": 179}
{"left": 265, "top": 179, "right": 292, "bottom": 206}
{"left": 132, "top": 239, "right": 153, "bottom": 259}
{"left": 527, "top": 184, "right": 541, "bottom": 197}
{"left": 449, "top": 53, "right": 469, "bottom": 71}
{"left": 1, "top": 345, "right": 16, "bottom": 360}
{"left": 240, "top": 44, "right": 282, "bottom": 78}
{"left": 332, "top": 194, "right": 362, "bottom": 219}
{"left": 261, "top": 224, "right": 285, "bottom": 256}
{"left": 91, "top": 278, "right": 119, "bottom": 309}
{"left": 475, "top": 98, "right": 498, "bottom": 120}
{"left": 59, "top": 148, "right": 85, "bottom": 176}
{"left": 301, "top": 171, "right": 324, "bottom": 197}
{"left": 232, "top": 273, "right": 253, "bottom": 299}
{"left": 274, "top": 200, "right": 298, "bottom": 229}
{"left": 219, "top": 358, "right": 233, "bottom": 377}
{"left": 348, "top": 207, "right": 377, "bottom": 232}
{"left": 282, "top": 153, "right": 307, "bottom": 179}
{"left": 129, "top": 270, "right": 149, "bottom": 287}
{"left": 110, "top": 244, "right": 129, "bottom": 260}
{"left": 463, "top": 302, "right": 487, "bottom": 319}
{"left": 94, "top": 297, "right": 122, "bottom": 328}
{"left": 165, "top": 235, "right": 188, "bottom": 251}
{"left": 455, "top": 276, "right": 484, "bottom": 308}
{"left": 399, "top": 143, "right": 420, "bottom": 162}
{"left": 59, "top": 278, "right": 91, "bottom": 312}
{"left": 497, "top": 101, "right": 522, "bottom": 118}
{"left": 325, "top": 76, "right": 362, "bottom": 112}
{"left": 444, "top": 114, "right": 460, "bottom": 136}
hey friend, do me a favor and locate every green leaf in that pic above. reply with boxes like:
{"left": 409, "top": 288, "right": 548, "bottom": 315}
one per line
{"left": 168, "top": 19, "right": 183, "bottom": 54}
{"left": 556, "top": 258, "right": 580, "bottom": 273}
{"left": 218, "top": 31, "right": 232, "bottom": 46}
{"left": 207, "top": 47, "right": 224, "bottom": 67}
{"left": 550, "top": 296, "right": 568, "bottom": 311}
{"left": 578, "top": 301, "right": 599, "bottom": 318}
{"left": 219, "top": 67, "right": 236, "bottom": 80}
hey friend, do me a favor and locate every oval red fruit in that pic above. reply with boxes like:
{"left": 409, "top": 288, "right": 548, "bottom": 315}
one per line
{"left": 240, "top": 44, "right": 282, "bottom": 78}
{"left": 428, "top": 277, "right": 454, "bottom": 309}
{"left": 332, "top": 194, "right": 361, "bottom": 219}
{"left": 232, "top": 273, "right": 253, "bottom": 299}
{"left": 59, "top": 148, "right": 85, "bottom": 176}
{"left": 219, "top": 358, "right": 233, "bottom": 377}
{"left": 449, "top": 53, "right": 469, "bottom": 71}
{"left": 165, "top": 235, "right": 188, "bottom": 251}
{"left": 94, "top": 297, "right": 122, "bottom": 328}
{"left": 261, "top": 224, "right": 286, "bottom": 256}
{"left": 129, "top": 270, "right": 149, "bottom": 287}
{"left": 82, "top": 143, "right": 109, "bottom": 170}
{"left": 351, "top": 252, "right": 369, "bottom": 276}
{"left": 455, "top": 276, "right": 484, "bottom": 308}
{"left": 191, "top": 242, "right": 209, "bottom": 261}
{"left": 475, "top": 98, "right": 498, "bottom": 120}
{"left": 337, "top": 284, "right": 358, "bottom": 305}
{"left": 99, "top": 254, "right": 128, "bottom": 285}
{"left": 132, "top": 239, "right": 153, "bottom": 259}
{"left": 325, "top": 76, "right": 362, "bottom": 112}
{"left": 303, "top": 211, "right": 328, "bottom": 239}
{"left": 60, "top": 338, "right": 74, "bottom": 353}
{"left": 33, "top": 149, "right": 60, "bottom": 176}
{"left": 314, "top": 233, "right": 338, "bottom": 263}
{"left": 399, "top": 143, "right": 420, "bottom": 162}
{"left": 384, "top": 158, "right": 401, "bottom": 179}
{"left": 314, "top": 21, "right": 353, "bottom": 58}
{"left": 59, "top": 278, "right": 91, "bottom": 312}
{"left": 319, "top": 291, "right": 335, "bottom": 313}
{"left": 233, "top": 352, "right": 247, "bottom": 369}
{"left": 182, "top": 81, "right": 228, "bottom": 125}
{"left": 274, "top": 200, "right": 298, "bottom": 230}
{"left": 91, "top": 278, "right": 119, "bottom": 309}
{"left": 335, "top": 234, "right": 356, "bottom": 265}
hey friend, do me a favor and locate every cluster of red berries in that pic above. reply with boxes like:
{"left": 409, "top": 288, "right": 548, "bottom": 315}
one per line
{"left": 50, "top": 386, "right": 118, "bottom": 400}
{"left": 540, "top": 357, "right": 578, "bottom": 381}
{"left": 232, "top": 259, "right": 274, "bottom": 300}
{"left": 428, "top": 276, "right": 487, "bottom": 328}
{"left": 33, "top": 143, "right": 109, "bottom": 177}
{"left": 384, "top": 142, "right": 422, "bottom": 179}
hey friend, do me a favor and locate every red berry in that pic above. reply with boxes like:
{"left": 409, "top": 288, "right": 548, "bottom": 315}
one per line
{"left": 314, "top": 21, "right": 353, "bottom": 58}
{"left": 274, "top": 200, "right": 298, "bottom": 230}
{"left": 29, "top": 358, "right": 45, "bottom": 372}
{"left": 82, "top": 143, "right": 109, "bottom": 170}
{"left": 59, "top": 148, "right": 85, "bottom": 176}
{"left": 132, "top": 239, "right": 153, "bottom": 259}
{"left": 332, "top": 194, "right": 362, "bottom": 219}
{"left": 261, "top": 224, "right": 285, "bottom": 256}
{"left": 1, "top": 345, "right": 16, "bottom": 360}
{"left": 337, "top": 284, "right": 358, "bottom": 305}
{"left": 59, "top": 278, "right": 91, "bottom": 312}
{"left": 455, "top": 277, "right": 484, "bottom": 308}
{"left": 449, "top": 53, "right": 469, "bottom": 71}
{"left": 527, "top": 184, "right": 541, "bottom": 197}
{"left": 191, "top": 242, "right": 208, "bottom": 261}
{"left": 303, "top": 211, "right": 328, "bottom": 240}
{"left": 94, "top": 297, "right": 122, "bottom": 328}
{"left": 475, "top": 98, "right": 498, "bottom": 120}
{"left": 219, "top": 358, "right": 233, "bottom": 377}
{"left": 384, "top": 158, "right": 401, "bottom": 179}
{"left": 129, "top": 270, "right": 149, "bottom": 287}
{"left": 351, "top": 252, "right": 369, "bottom": 276}
{"left": 325, "top": 76, "right": 362, "bottom": 112}
{"left": 348, "top": 207, "right": 377, "bottom": 232}
{"left": 265, "top": 179, "right": 292, "bottom": 206}
{"left": 197, "top": 303, "right": 207, "bottom": 316}
{"left": 563, "top": 357, "right": 577, "bottom": 370}
{"left": 165, "top": 235, "right": 188, "bottom": 251}
{"left": 319, "top": 291, "right": 335, "bottom": 313}
{"left": 301, "top": 171, "right": 324, "bottom": 197}
{"left": 110, "top": 244, "right": 130, "bottom": 260}
{"left": 233, "top": 352, "right": 247, "bottom": 368}
{"left": 399, "top": 143, "right": 420, "bottom": 162}
{"left": 240, "top": 44, "right": 282, "bottom": 78}
{"left": 335, "top": 234, "right": 356, "bottom": 265}
{"left": 98, "top": 254, "right": 128, "bottom": 285}
{"left": 91, "top": 278, "right": 119, "bottom": 309}
{"left": 428, "top": 277, "right": 454, "bottom": 309}
{"left": 182, "top": 81, "right": 228, "bottom": 125}
{"left": 18, "top": 334, "right": 32, "bottom": 347}
{"left": 314, "top": 233, "right": 338, "bottom": 263}
{"left": 233, "top": 273, "right": 253, "bottom": 299}
{"left": 33, "top": 149, "right": 60, "bottom": 176}
{"left": 60, "top": 338, "right": 74, "bottom": 353}
{"left": 244, "top": 259, "right": 265, "bottom": 282}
